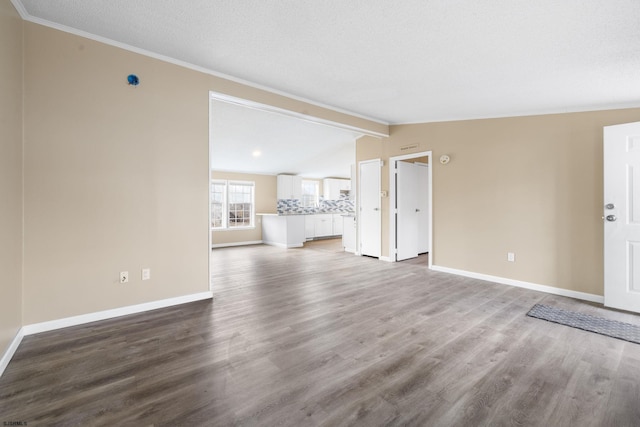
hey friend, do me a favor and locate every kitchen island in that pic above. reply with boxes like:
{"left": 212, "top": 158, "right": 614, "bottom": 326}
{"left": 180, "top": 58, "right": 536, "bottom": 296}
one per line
{"left": 257, "top": 214, "right": 306, "bottom": 248}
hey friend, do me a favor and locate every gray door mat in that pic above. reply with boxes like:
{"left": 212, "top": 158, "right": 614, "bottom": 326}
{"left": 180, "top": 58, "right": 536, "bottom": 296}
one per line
{"left": 526, "top": 303, "right": 640, "bottom": 345}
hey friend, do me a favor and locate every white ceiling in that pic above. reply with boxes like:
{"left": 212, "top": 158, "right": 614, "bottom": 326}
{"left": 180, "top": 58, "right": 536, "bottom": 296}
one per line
{"left": 14, "top": 0, "right": 640, "bottom": 177}
{"left": 211, "top": 100, "right": 359, "bottom": 178}
{"left": 16, "top": 0, "right": 640, "bottom": 124}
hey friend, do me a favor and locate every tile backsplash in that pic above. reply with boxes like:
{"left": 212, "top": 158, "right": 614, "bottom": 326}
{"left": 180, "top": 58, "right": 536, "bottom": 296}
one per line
{"left": 277, "top": 195, "right": 354, "bottom": 215}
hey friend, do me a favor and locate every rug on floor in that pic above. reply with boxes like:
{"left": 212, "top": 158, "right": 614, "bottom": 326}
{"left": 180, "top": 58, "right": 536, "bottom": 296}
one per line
{"left": 527, "top": 303, "right": 640, "bottom": 344}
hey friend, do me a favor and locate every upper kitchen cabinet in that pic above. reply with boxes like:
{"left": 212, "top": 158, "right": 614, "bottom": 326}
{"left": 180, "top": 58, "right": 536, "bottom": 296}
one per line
{"left": 277, "top": 175, "right": 302, "bottom": 200}
{"left": 323, "top": 178, "right": 351, "bottom": 200}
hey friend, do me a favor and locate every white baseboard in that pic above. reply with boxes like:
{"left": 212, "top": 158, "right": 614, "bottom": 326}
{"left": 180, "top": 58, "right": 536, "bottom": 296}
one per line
{"left": 380, "top": 256, "right": 393, "bottom": 262}
{"left": 262, "top": 241, "right": 304, "bottom": 249}
{"left": 1, "top": 291, "right": 213, "bottom": 379}
{"left": 0, "top": 328, "right": 25, "bottom": 378}
{"left": 430, "top": 265, "right": 604, "bottom": 304}
{"left": 22, "top": 291, "right": 213, "bottom": 336}
{"left": 211, "top": 240, "right": 262, "bottom": 249}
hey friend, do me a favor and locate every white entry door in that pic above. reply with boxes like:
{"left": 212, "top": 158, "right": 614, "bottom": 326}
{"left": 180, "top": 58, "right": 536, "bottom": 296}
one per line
{"left": 359, "top": 160, "right": 381, "bottom": 257}
{"left": 396, "top": 161, "right": 419, "bottom": 261}
{"left": 604, "top": 121, "right": 640, "bottom": 313}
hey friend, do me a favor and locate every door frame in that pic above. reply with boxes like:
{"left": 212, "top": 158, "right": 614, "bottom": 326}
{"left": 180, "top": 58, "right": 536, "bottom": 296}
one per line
{"left": 388, "top": 151, "right": 433, "bottom": 267}
{"left": 209, "top": 90, "right": 387, "bottom": 290}
{"left": 208, "top": 95, "right": 214, "bottom": 291}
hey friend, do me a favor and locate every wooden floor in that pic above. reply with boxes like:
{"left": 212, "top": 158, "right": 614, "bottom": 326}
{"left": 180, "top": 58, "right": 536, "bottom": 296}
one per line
{"left": 2, "top": 239, "right": 640, "bottom": 426}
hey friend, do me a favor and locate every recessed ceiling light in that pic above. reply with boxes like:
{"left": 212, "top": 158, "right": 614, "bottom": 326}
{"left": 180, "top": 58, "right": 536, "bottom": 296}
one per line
{"left": 252, "top": 150, "right": 262, "bottom": 157}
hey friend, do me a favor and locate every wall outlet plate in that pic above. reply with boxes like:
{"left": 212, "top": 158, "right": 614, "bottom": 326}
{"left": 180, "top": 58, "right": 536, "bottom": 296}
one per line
{"left": 142, "top": 268, "right": 151, "bottom": 281}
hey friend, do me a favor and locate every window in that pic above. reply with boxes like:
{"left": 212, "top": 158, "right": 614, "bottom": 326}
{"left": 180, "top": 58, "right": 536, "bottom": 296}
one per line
{"left": 301, "top": 180, "right": 319, "bottom": 208}
{"left": 211, "top": 181, "right": 226, "bottom": 228}
{"left": 211, "top": 180, "right": 255, "bottom": 229}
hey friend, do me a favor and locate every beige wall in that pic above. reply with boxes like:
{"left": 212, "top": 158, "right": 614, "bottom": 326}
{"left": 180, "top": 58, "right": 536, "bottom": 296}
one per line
{"left": 12, "top": 7, "right": 637, "bottom": 330}
{"left": 357, "top": 108, "right": 640, "bottom": 296}
{"left": 211, "top": 171, "right": 277, "bottom": 245}
{"left": 23, "top": 22, "right": 211, "bottom": 323}
{"left": 0, "top": 0, "right": 23, "bottom": 354}
{"left": 20, "top": 22, "right": 384, "bottom": 325}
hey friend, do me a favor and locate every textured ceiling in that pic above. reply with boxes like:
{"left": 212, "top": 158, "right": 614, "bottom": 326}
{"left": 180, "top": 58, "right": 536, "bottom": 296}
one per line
{"left": 16, "top": 0, "right": 640, "bottom": 124}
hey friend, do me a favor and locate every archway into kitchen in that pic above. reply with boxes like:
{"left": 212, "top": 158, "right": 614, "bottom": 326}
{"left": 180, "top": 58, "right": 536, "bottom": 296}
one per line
{"left": 388, "top": 151, "right": 433, "bottom": 266}
{"left": 208, "top": 91, "right": 386, "bottom": 291}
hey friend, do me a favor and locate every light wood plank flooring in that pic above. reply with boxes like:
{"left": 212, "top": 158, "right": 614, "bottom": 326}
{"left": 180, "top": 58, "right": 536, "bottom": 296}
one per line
{"left": 2, "top": 239, "right": 640, "bottom": 426}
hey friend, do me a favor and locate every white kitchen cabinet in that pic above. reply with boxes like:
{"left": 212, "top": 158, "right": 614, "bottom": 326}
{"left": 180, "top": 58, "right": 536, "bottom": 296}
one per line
{"left": 332, "top": 214, "right": 343, "bottom": 235}
{"left": 277, "top": 175, "right": 302, "bottom": 200}
{"left": 304, "top": 215, "right": 315, "bottom": 240}
{"left": 323, "top": 178, "right": 350, "bottom": 200}
{"left": 314, "top": 214, "right": 333, "bottom": 237}
{"left": 322, "top": 179, "right": 333, "bottom": 199}
{"left": 342, "top": 215, "right": 356, "bottom": 253}
{"left": 304, "top": 214, "right": 345, "bottom": 239}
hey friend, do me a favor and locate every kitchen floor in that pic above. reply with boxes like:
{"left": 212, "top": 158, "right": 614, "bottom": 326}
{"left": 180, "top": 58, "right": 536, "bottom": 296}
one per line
{"left": 300, "top": 237, "right": 346, "bottom": 253}
{"left": 302, "top": 238, "right": 429, "bottom": 266}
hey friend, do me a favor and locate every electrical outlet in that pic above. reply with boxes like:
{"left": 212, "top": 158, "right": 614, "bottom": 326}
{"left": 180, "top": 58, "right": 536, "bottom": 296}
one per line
{"left": 507, "top": 252, "right": 515, "bottom": 262}
{"left": 141, "top": 268, "right": 151, "bottom": 281}
{"left": 120, "top": 271, "right": 129, "bottom": 283}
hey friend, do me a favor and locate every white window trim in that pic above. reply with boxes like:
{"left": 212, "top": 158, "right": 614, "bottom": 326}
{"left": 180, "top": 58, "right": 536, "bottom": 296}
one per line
{"left": 211, "top": 179, "right": 255, "bottom": 231}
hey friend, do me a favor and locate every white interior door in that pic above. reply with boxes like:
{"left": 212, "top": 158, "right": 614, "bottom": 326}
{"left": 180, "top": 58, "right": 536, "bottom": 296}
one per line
{"left": 359, "top": 160, "right": 381, "bottom": 257}
{"left": 396, "top": 161, "right": 419, "bottom": 261}
{"left": 604, "top": 121, "right": 640, "bottom": 313}
{"left": 416, "top": 163, "right": 430, "bottom": 254}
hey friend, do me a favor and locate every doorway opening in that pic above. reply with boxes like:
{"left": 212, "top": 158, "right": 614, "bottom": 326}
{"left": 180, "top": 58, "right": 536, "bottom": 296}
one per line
{"left": 388, "top": 151, "right": 433, "bottom": 267}
{"left": 208, "top": 91, "right": 387, "bottom": 291}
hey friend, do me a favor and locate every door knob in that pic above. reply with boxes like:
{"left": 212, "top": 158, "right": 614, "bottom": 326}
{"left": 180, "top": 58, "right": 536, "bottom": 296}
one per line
{"left": 373, "top": 208, "right": 380, "bottom": 211}
{"left": 606, "top": 215, "right": 617, "bottom": 222}
{"left": 416, "top": 209, "right": 420, "bottom": 212}
{"left": 605, "top": 203, "right": 615, "bottom": 210}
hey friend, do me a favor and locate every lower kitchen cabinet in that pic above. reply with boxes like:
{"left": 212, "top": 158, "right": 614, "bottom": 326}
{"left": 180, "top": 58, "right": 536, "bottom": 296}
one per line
{"left": 304, "top": 215, "right": 315, "bottom": 239}
{"left": 304, "top": 214, "right": 346, "bottom": 240}
{"left": 332, "top": 214, "right": 343, "bottom": 235}
{"left": 314, "top": 214, "right": 334, "bottom": 237}
{"left": 342, "top": 215, "right": 356, "bottom": 253}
